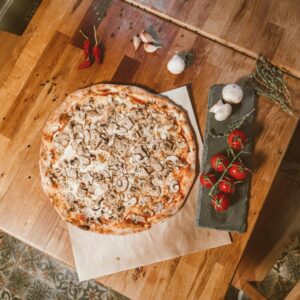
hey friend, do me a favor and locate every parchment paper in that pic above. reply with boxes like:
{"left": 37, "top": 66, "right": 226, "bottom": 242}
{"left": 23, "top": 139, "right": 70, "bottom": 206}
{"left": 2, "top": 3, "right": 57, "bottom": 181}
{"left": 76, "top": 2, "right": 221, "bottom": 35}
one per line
{"left": 67, "top": 86, "right": 231, "bottom": 281}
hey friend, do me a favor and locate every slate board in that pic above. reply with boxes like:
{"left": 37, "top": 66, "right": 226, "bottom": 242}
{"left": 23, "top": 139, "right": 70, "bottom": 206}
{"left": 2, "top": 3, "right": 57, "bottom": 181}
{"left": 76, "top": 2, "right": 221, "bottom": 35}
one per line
{"left": 196, "top": 82, "right": 256, "bottom": 232}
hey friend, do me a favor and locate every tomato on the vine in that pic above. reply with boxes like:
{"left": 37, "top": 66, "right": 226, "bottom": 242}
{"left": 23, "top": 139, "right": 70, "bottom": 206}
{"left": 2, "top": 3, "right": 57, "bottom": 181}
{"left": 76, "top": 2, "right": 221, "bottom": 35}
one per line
{"left": 218, "top": 176, "right": 235, "bottom": 194}
{"left": 211, "top": 192, "right": 230, "bottom": 212}
{"left": 210, "top": 153, "right": 230, "bottom": 172}
{"left": 227, "top": 130, "right": 247, "bottom": 150}
{"left": 228, "top": 161, "right": 250, "bottom": 180}
{"left": 200, "top": 172, "right": 216, "bottom": 188}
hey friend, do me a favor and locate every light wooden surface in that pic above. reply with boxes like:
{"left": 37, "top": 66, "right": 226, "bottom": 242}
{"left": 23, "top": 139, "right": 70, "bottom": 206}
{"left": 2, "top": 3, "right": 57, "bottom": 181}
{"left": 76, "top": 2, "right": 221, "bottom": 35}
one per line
{"left": 0, "top": 31, "right": 19, "bottom": 70}
{"left": 0, "top": 0, "right": 299, "bottom": 299}
{"left": 126, "top": 0, "right": 300, "bottom": 78}
{"left": 232, "top": 171, "right": 300, "bottom": 288}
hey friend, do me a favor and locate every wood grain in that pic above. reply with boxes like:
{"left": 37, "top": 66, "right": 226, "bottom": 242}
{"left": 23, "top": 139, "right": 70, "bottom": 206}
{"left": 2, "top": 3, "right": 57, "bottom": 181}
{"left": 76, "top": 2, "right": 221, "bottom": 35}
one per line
{"left": 232, "top": 171, "right": 300, "bottom": 287}
{"left": 126, "top": 0, "right": 300, "bottom": 78}
{"left": 0, "top": 0, "right": 299, "bottom": 299}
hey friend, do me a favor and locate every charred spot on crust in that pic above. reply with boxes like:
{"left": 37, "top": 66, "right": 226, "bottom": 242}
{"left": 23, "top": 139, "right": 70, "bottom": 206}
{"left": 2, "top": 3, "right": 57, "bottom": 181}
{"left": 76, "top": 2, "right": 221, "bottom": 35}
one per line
{"left": 78, "top": 225, "right": 90, "bottom": 231}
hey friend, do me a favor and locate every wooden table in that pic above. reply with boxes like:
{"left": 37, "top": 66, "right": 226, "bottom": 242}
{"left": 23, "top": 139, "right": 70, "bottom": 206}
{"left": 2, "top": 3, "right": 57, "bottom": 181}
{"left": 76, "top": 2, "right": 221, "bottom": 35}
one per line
{"left": 127, "top": 0, "right": 300, "bottom": 78}
{"left": 0, "top": 0, "right": 299, "bottom": 299}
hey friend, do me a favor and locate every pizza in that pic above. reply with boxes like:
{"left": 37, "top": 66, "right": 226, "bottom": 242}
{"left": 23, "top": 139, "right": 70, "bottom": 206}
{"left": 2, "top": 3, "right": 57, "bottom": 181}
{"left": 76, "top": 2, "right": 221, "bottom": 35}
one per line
{"left": 40, "top": 84, "right": 196, "bottom": 234}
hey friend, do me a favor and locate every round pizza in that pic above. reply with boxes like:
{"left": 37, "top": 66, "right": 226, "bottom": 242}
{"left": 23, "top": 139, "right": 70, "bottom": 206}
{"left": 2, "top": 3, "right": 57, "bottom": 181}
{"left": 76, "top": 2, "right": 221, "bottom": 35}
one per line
{"left": 40, "top": 84, "right": 196, "bottom": 234}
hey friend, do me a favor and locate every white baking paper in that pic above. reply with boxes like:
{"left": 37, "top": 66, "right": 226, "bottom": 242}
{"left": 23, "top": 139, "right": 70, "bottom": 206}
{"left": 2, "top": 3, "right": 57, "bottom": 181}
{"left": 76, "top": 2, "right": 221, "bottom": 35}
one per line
{"left": 68, "top": 86, "right": 231, "bottom": 281}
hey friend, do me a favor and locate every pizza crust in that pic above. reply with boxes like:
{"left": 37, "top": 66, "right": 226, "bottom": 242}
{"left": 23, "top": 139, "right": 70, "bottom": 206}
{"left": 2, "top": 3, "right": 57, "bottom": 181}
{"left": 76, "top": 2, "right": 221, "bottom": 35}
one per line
{"left": 40, "top": 84, "right": 196, "bottom": 234}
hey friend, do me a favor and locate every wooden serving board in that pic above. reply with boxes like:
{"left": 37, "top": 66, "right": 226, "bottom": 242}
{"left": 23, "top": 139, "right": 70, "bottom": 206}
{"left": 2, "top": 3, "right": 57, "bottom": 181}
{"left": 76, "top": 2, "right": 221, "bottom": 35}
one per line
{"left": 197, "top": 82, "right": 256, "bottom": 232}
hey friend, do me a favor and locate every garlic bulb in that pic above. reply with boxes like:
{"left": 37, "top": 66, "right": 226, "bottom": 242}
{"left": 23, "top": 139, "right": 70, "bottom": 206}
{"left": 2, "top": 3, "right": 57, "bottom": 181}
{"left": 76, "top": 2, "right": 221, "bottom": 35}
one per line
{"left": 214, "top": 104, "right": 232, "bottom": 121}
{"left": 209, "top": 100, "right": 224, "bottom": 113}
{"left": 167, "top": 54, "right": 186, "bottom": 74}
{"left": 222, "top": 84, "right": 243, "bottom": 104}
{"left": 144, "top": 43, "right": 161, "bottom": 53}
{"left": 139, "top": 30, "right": 157, "bottom": 43}
{"left": 133, "top": 35, "right": 141, "bottom": 51}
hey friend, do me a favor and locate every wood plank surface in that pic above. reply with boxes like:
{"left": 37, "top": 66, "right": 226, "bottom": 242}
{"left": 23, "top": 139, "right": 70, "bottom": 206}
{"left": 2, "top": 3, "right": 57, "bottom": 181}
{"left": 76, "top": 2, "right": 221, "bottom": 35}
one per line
{"left": 0, "top": 31, "right": 19, "bottom": 71}
{"left": 0, "top": 0, "right": 299, "bottom": 299}
{"left": 126, "top": 0, "right": 300, "bottom": 78}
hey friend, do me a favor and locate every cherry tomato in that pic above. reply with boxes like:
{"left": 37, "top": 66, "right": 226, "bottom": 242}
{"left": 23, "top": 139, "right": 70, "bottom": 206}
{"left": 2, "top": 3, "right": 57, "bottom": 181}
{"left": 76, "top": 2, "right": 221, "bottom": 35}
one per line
{"left": 210, "top": 153, "right": 230, "bottom": 173}
{"left": 228, "top": 161, "right": 250, "bottom": 181}
{"left": 227, "top": 130, "right": 247, "bottom": 150}
{"left": 200, "top": 172, "right": 217, "bottom": 188}
{"left": 218, "top": 176, "right": 235, "bottom": 194}
{"left": 211, "top": 192, "right": 230, "bottom": 212}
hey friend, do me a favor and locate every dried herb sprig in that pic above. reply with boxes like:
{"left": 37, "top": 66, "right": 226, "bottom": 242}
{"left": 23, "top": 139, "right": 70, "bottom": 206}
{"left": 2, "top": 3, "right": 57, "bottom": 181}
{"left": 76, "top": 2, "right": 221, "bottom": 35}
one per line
{"left": 209, "top": 108, "right": 256, "bottom": 138}
{"left": 248, "top": 55, "right": 293, "bottom": 115}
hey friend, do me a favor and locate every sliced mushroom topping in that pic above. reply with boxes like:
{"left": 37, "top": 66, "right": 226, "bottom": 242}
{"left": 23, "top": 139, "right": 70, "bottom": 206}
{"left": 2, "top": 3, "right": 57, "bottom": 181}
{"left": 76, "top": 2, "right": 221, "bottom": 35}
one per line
{"left": 114, "top": 177, "right": 128, "bottom": 193}
{"left": 79, "top": 156, "right": 90, "bottom": 167}
{"left": 133, "top": 146, "right": 148, "bottom": 163}
{"left": 66, "top": 168, "right": 77, "bottom": 179}
{"left": 135, "top": 166, "right": 149, "bottom": 177}
{"left": 151, "top": 176, "right": 164, "bottom": 187}
{"left": 70, "top": 157, "right": 79, "bottom": 168}
{"left": 125, "top": 197, "right": 137, "bottom": 207}
{"left": 82, "top": 104, "right": 94, "bottom": 112}
{"left": 169, "top": 181, "right": 180, "bottom": 193}
{"left": 107, "top": 122, "right": 119, "bottom": 134}
{"left": 96, "top": 170, "right": 111, "bottom": 180}
{"left": 165, "top": 156, "right": 179, "bottom": 165}
{"left": 131, "top": 214, "right": 146, "bottom": 224}
{"left": 83, "top": 130, "right": 91, "bottom": 143}
{"left": 128, "top": 130, "right": 140, "bottom": 141}
{"left": 86, "top": 110, "right": 99, "bottom": 119}
{"left": 148, "top": 157, "right": 163, "bottom": 172}
{"left": 160, "top": 132, "right": 168, "bottom": 140}
{"left": 73, "top": 124, "right": 83, "bottom": 133}
{"left": 54, "top": 132, "right": 70, "bottom": 147}
{"left": 176, "top": 139, "right": 186, "bottom": 148}
{"left": 81, "top": 172, "right": 94, "bottom": 185}
{"left": 118, "top": 127, "right": 128, "bottom": 134}
{"left": 107, "top": 135, "right": 115, "bottom": 147}
{"left": 160, "top": 141, "right": 173, "bottom": 153}
{"left": 118, "top": 117, "right": 134, "bottom": 130}
{"left": 77, "top": 184, "right": 87, "bottom": 198}
{"left": 162, "top": 167, "right": 172, "bottom": 177}
{"left": 139, "top": 196, "right": 151, "bottom": 206}
{"left": 66, "top": 193, "right": 75, "bottom": 202}
{"left": 133, "top": 154, "right": 144, "bottom": 164}
{"left": 153, "top": 203, "right": 164, "bottom": 213}
{"left": 147, "top": 185, "right": 161, "bottom": 197}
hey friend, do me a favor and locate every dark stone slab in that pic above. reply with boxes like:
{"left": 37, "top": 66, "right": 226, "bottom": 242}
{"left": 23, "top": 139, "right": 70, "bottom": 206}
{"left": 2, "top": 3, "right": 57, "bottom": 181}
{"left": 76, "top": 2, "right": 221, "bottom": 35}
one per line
{"left": 196, "top": 81, "right": 256, "bottom": 232}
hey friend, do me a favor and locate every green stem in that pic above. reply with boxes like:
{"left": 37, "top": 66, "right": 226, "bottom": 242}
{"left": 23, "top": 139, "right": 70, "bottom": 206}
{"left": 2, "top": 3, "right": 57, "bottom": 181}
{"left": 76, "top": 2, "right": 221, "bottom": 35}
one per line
{"left": 208, "top": 151, "right": 244, "bottom": 196}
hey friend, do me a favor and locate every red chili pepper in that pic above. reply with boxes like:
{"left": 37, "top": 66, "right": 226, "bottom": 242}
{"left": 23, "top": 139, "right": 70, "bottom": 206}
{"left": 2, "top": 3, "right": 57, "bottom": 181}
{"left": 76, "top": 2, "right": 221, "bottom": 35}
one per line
{"left": 93, "top": 25, "right": 101, "bottom": 63}
{"left": 80, "top": 30, "right": 91, "bottom": 59}
{"left": 78, "top": 59, "right": 92, "bottom": 70}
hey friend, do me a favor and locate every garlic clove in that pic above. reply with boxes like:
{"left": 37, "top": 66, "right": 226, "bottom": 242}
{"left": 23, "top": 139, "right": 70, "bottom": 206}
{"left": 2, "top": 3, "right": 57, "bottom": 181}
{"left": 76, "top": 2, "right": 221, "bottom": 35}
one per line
{"left": 167, "top": 54, "right": 186, "bottom": 74}
{"left": 139, "top": 30, "right": 157, "bottom": 43}
{"left": 214, "top": 103, "right": 232, "bottom": 121}
{"left": 133, "top": 35, "right": 141, "bottom": 51}
{"left": 144, "top": 43, "right": 161, "bottom": 53}
{"left": 209, "top": 99, "right": 224, "bottom": 113}
{"left": 222, "top": 84, "right": 243, "bottom": 104}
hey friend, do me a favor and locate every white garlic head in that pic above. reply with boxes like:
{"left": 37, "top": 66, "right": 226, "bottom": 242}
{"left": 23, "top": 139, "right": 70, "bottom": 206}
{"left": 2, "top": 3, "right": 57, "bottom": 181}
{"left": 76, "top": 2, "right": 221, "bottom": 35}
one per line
{"left": 167, "top": 54, "right": 185, "bottom": 74}
{"left": 222, "top": 84, "right": 243, "bottom": 104}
